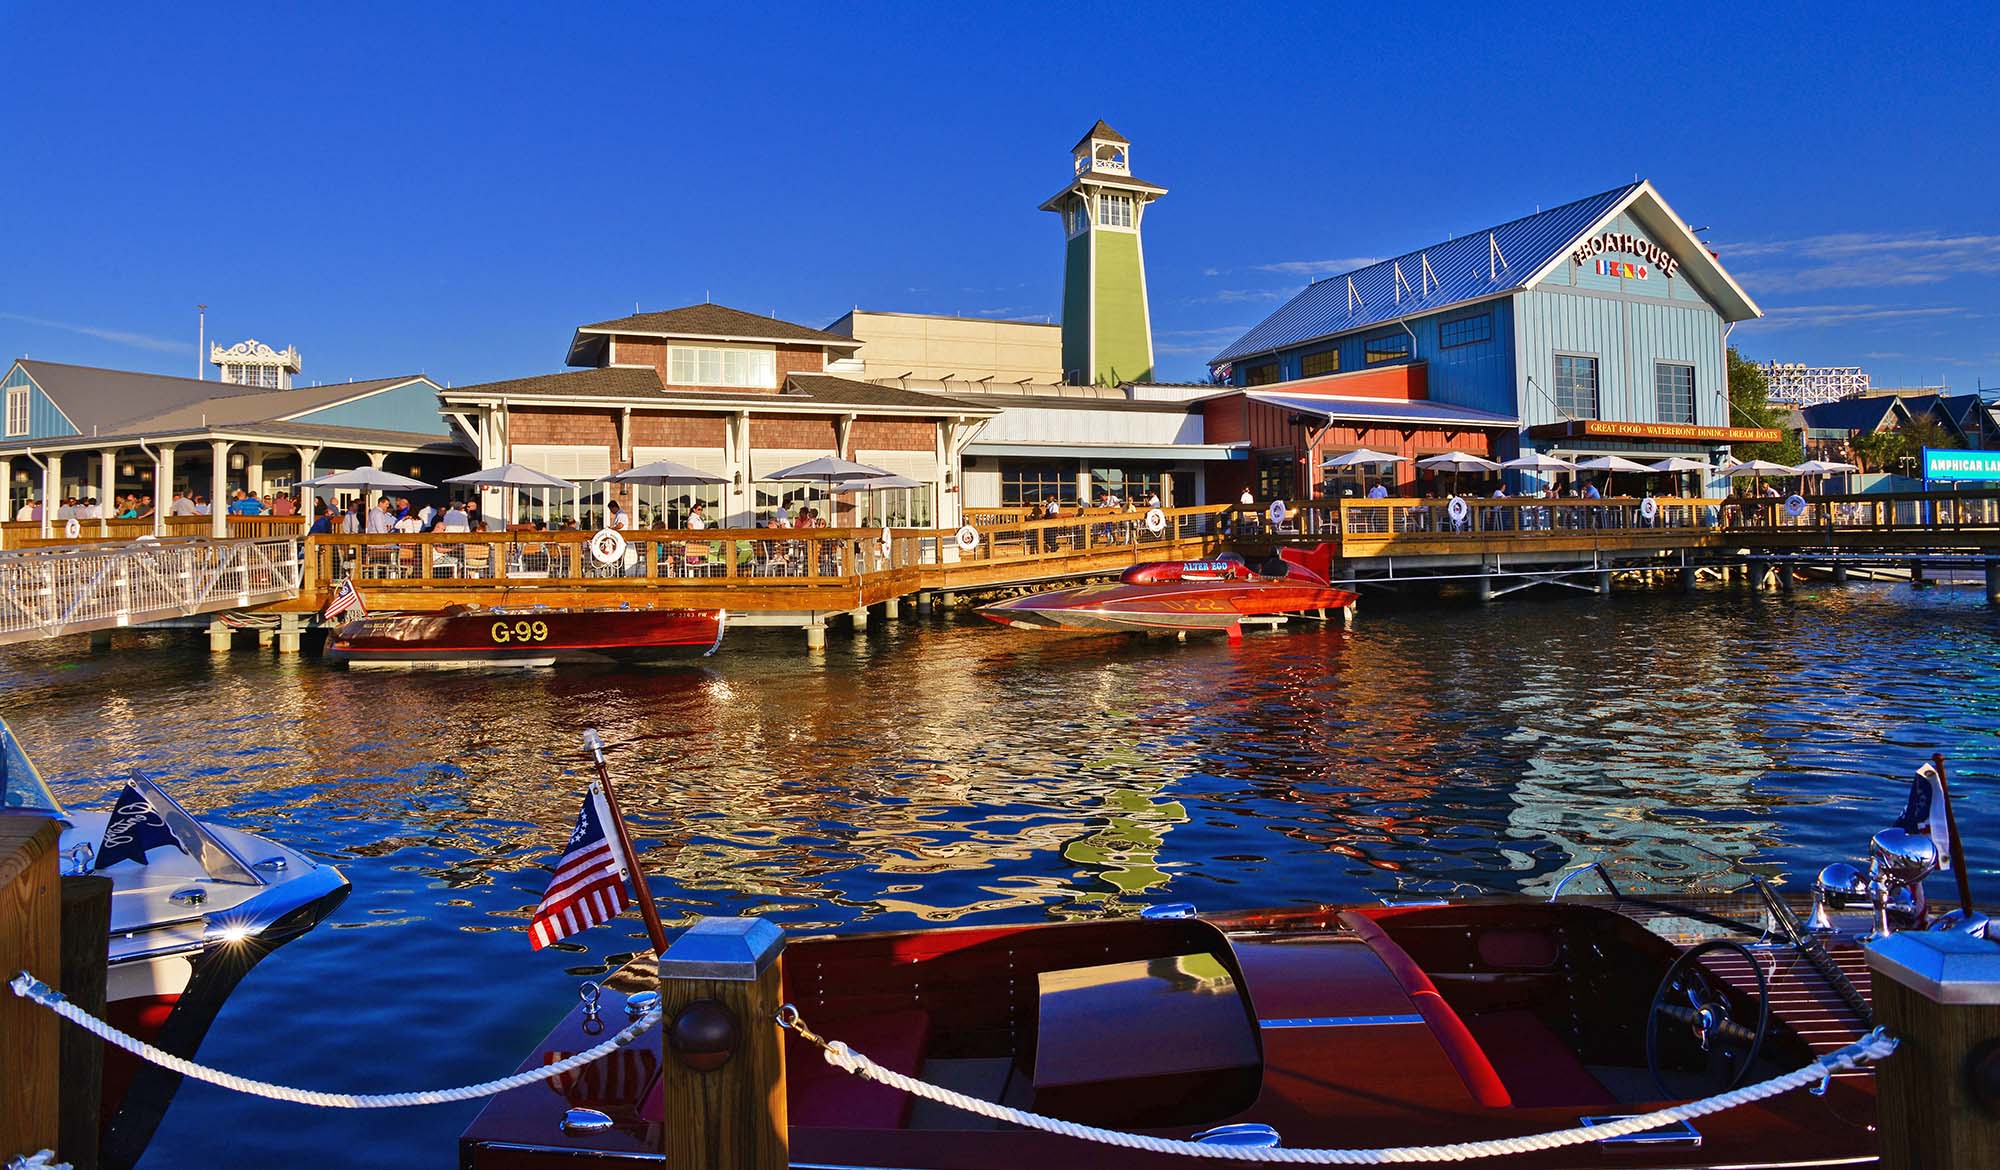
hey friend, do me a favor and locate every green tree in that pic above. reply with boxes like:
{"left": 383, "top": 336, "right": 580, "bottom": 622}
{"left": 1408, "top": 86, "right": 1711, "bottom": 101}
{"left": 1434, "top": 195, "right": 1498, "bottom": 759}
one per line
{"left": 1724, "top": 347, "right": 1804, "bottom": 464}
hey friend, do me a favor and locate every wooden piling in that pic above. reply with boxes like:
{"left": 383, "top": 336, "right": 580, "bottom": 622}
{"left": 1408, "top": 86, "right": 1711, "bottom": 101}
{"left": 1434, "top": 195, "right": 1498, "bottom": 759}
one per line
{"left": 59, "top": 875, "right": 112, "bottom": 1170}
{"left": 1866, "top": 930, "right": 2000, "bottom": 1168}
{"left": 659, "top": 917, "right": 788, "bottom": 1170}
{"left": 1, "top": 816, "right": 61, "bottom": 1160}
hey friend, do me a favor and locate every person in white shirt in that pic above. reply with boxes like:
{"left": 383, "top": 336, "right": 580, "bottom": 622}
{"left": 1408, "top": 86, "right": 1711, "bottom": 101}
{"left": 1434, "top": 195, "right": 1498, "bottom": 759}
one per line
{"left": 394, "top": 511, "right": 423, "bottom": 534}
{"left": 606, "top": 500, "right": 630, "bottom": 530}
{"left": 1238, "top": 487, "right": 1254, "bottom": 507}
{"left": 1145, "top": 491, "right": 1161, "bottom": 509}
{"left": 77, "top": 498, "right": 99, "bottom": 520}
{"left": 441, "top": 501, "right": 470, "bottom": 531}
{"left": 193, "top": 495, "right": 212, "bottom": 516}
{"left": 14, "top": 501, "right": 34, "bottom": 522}
{"left": 56, "top": 500, "right": 75, "bottom": 521}
{"left": 365, "top": 499, "right": 397, "bottom": 534}
{"left": 686, "top": 501, "right": 708, "bottom": 530}
{"left": 1366, "top": 483, "right": 1389, "bottom": 499}
{"left": 170, "top": 493, "right": 197, "bottom": 516}
{"left": 418, "top": 504, "right": 437, "bottom": 528}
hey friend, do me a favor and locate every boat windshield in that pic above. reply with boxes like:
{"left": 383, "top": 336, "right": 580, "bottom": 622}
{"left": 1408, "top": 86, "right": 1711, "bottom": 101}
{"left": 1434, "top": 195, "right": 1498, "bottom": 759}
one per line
{"left": 1, "top": 719, "right": 67, "bottom": 818}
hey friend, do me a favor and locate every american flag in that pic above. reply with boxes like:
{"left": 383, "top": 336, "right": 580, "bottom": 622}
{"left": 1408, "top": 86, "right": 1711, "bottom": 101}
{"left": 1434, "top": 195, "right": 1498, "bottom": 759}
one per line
{"left": 529, "top": 786, "right": 631, "bottom": 951}
{"left": 321, "top": 579, "right": 366, "bottom": 621}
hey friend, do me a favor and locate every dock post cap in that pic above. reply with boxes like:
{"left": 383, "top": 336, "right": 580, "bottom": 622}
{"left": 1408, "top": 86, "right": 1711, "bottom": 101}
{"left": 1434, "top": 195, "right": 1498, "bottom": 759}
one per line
{"left": 1866, "top": 928, "right": 2000, "bottom": 1004}
{"left": 659, "top": 917, "right": 784, "bottom": 981}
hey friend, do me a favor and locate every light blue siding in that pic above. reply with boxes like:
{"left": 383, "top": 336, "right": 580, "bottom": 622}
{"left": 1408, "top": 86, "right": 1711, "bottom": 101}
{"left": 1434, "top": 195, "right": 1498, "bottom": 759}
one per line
{"left": 1235, "top": 297, "right": 1517, "bottom": 417}
{"left": 290, "top": 379, "right": 446, "bottom": 434}
{"left": 1, "top": 364, "right": 80, "bottom": 440}
{"left": 1511, "top": 288, "right": 1727, "bottom": 429}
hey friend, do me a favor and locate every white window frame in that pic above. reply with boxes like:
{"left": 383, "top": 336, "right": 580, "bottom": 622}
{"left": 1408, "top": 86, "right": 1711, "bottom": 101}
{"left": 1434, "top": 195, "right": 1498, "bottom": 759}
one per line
{"left": 4, "top": 386, "right": 27, "bottom": 436}
{"left": 667, "top": 344, "right": 777, "bottom": 389}
{"left": 1097, "top": 193, "right": 1133, "bottom": 229}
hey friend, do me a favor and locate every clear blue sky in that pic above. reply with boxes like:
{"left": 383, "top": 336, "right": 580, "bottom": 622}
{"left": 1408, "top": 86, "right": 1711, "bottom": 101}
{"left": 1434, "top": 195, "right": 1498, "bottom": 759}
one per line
{"left": 2, "top": 1, "right": 1994, "bottom": 392}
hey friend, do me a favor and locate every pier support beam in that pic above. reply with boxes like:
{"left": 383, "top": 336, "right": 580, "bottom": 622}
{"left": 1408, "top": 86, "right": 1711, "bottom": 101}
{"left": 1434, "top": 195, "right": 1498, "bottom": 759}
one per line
{"left": 883, "top": 596, "right": 900, "bottom": 621}
{"left": 59, "top": 874, "right": 111, "bottom": 1170}
{"left": 1911, "top": 560, "right": 1926, "bottom": 587}
{"left": 207, "top": 621, "right": 232, "bottom": 654}
{"left": 803, "top": 622, "right": 825, "bottom": 650}
{"left": 848, "top": 608, "right": 869, "bottom": 632}
{"left": 1681, "top": 565, "right": 1697, "bottom": 593}
{"left": 1596, "top": 569, "right": 1612, "bottom": 596}
{"left": 256, "top": 626, "right": 275, "bottom": 649}
{"left": 1984, "top": 558, "right": 2000, "bottom": 607}
{"left": 1777, "top": 562, "right": 1794, "bottom": 594}
{"left": 941, "top": 592, "right": 957, "bottom": 609}
{"left": 1866, "top": 930, "right": 2000, "bottom": 1170}
{"left": 276, "top": 613, "right": 303, "bottom": 656}
{"left": 916, "top": 590, "right": 933, "bottom": 614}
{"left": 88, "top": 630, "right": 112, "bottom": 652}
{"left": 1476, "top": 557, "right": 1496, "bottom": 604}
{"left": 1832, "top": 562, "right": 1849, "bottom": 585}
{"left": 1342, "top": 601, "right": 1356, "bottom": 630}
{"left": 0, "top": 817, "right": 60, "bottom": 1161}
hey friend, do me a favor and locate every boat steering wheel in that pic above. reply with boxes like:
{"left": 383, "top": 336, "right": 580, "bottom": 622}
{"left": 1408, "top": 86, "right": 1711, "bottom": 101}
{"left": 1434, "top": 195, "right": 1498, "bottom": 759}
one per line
{"left": 1644, "top": 940, "right": 1770, "bottom": 1099}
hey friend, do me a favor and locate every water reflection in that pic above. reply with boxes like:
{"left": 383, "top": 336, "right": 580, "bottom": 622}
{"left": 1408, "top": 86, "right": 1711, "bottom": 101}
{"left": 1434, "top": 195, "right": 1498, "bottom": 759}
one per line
{"left": 0, "top": 581, "right": 1994, "bottom": 1169}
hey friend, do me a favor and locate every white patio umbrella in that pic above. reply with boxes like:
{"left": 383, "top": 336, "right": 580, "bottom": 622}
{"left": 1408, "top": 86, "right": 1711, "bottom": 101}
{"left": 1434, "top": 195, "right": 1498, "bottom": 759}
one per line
{"left": 445, "top": 464, "right": 577, "bottom": 529}
{"left": 1319, "top": 448, "right": 1408, "bottom": 469}
{"left": 831, "top": 473, "right": 923, "bottom": 492}
{"left": 604, "top": 459, "right": 730, "bottom": 485}
{"left": 1499, "top": 452, "right": 1578, "bottom": 471}
{"left": 1792, "top": 459, "right": 1857, "bottom": 474}
{"left": 1416, "top": 451, "right": 1503, "bottom": 496}
{"left": 296, "top": 467, "right": 435, "bottom": 492}
{"left": 1647, "top": 456, "right": 1714, "bottom": 498}
{"left": 1572, "top": 455, "right": 1655, "bottom": 497}
{"left": 766, "top": 456, "right": 893, "bottom": 525}
{"left": 1722, "top": 459, "right": 1799, "bottom": 476}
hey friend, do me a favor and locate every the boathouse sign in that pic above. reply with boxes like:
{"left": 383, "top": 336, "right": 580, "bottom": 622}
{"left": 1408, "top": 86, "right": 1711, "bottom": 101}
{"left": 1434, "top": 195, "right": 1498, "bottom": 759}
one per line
{"left": 1571, "top": 231, "right": 1680, "bottom": 278}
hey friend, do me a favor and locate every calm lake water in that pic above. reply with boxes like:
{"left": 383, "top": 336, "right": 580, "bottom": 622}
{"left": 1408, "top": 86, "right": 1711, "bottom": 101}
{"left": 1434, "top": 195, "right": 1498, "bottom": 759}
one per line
{"left": 2, "top": 580, "right": 1995, "bottom": 1169}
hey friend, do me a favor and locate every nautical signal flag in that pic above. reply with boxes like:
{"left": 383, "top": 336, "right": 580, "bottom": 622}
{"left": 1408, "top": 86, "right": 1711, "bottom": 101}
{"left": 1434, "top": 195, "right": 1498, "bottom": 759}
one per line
{"left": 528, "top": 786, "right": 632, "bottom": 950}
{"left": 321, "top": 579, "right": 366, "bottom": 622}
{"left": 1594, "top": 258, "right": 1649, "bottom": 280}
{"left": 94, "top": 781, "right": 189, "bottom": 869}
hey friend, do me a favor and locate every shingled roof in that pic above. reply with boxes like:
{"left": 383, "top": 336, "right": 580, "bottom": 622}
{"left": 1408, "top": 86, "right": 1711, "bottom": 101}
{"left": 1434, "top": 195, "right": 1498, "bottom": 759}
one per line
{"left": 1072, "top": 120, "right": 1129, "bottom": 151}
{"left": 441, "top": 367, "right": 995, "bottom": 415}
{"left": 567, "top": 303, "right": 861, "bottom": 367}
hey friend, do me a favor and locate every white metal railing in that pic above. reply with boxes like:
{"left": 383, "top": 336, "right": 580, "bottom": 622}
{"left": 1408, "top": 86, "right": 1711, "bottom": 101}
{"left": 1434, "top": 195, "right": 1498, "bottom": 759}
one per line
{"left": 0, "top": 536, "right": 302, "bottom": 645}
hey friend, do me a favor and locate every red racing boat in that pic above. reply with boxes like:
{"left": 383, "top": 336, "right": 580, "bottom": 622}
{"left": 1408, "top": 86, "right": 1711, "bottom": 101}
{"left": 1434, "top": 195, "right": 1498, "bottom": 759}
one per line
{"left": 980, "top": 544, "right": 1357, "bottom": 640}
{"left": 326, "top": 606, "right": 725, "bottom": 669}
{"left": 461, "top": 884, "right": 1900, "bottom": 1169}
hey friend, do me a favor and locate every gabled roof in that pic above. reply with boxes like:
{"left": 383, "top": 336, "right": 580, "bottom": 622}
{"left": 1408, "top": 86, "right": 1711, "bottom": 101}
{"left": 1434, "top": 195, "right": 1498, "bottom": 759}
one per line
{"left": 1212, "top": 180, "right": 1761, "bottom": 365}
{"left": 1072, "top": 120, "right": 1128, "bottom": 151}
{"left": 567, "top": 303, "right": 860, "bottom": 366}
{"left": 1795, "top": 395, "right": 1902, "bottom": 433}
{"left": 116, "top": 375, "right": 431, "bottom": 431}
{"left": 1220, "top": 391, "right": 1518, "bottom": 429}
{"left": 441, "top": 367, "right": 996, "bottom": 416}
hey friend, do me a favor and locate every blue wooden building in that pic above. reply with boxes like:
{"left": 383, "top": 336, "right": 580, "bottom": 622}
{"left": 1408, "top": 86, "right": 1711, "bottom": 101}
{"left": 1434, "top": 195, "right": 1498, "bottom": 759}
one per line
{"left": 1210, "top": 181, "right": 1772, "bottom": 474}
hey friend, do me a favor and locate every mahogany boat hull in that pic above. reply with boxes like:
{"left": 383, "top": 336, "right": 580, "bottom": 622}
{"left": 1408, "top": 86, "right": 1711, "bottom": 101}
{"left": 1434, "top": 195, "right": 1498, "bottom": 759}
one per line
{"left": 980, "top": 579, "right": 1359, "bottom": 635}
{"left": 462, "top": 896, "right": 1882, "bottom": 1170}
{"left": 326, "top": 608, "right": 725, "bottom": 669}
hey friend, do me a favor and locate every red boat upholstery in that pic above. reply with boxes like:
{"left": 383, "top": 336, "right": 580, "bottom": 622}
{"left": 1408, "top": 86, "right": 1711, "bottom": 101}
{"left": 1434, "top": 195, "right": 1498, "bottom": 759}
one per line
{"left": 1464, "top": 1010, "right": 1615, "bottom": 1108}
{"left": 1338, "top": 912, "right": 1511, "bottom": 1108}
{"left": 786, "top": 1008, "right": 933, "bottom": 1129}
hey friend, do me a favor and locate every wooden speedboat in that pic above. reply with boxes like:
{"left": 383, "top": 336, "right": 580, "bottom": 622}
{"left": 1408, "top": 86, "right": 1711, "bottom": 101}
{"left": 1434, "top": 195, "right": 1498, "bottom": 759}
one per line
{"left": 326, "top": 606, "right": 725, "bottom": 669}
{"left": 980, "top": 545, "right": 1357, "bottom": 640}
{"left": 461, "top": 884, "right": 1893, "bottom": 1168}
{"left": 2, "top": 718, "right": 350, "bottom": 1170}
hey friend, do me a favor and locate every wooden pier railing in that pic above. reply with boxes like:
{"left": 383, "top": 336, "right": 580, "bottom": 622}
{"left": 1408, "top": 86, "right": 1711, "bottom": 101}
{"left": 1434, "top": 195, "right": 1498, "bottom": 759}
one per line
{"left": 0, "top": 515, "right": 305, "bottom": 550}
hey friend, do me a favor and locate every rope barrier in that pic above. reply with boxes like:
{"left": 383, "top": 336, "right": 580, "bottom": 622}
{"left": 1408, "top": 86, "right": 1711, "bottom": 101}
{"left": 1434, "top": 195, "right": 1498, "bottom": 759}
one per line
{"left": 777, "top": 1004, "right": 1897, "bottom": 1164}
{"left": 7, "top": 971, "right": 659, "bottom": 1109}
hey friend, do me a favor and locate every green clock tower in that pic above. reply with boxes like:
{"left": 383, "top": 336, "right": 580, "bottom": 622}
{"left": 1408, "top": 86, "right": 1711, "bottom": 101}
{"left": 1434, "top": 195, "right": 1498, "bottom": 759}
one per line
{"left": 1040, "top": 121, "right": 1167, "bottom": 386}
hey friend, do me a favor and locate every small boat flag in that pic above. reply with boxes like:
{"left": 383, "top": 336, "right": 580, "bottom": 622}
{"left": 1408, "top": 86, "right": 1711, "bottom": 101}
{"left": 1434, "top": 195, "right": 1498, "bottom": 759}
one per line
{"left": 94, "top": 781, "right": 189, "bottom": 870}
{"left": 529, "top": 786, "right": 632, "bottom": 950}
{"left": 322, "top": 579, "right": 366, "bottom": 622}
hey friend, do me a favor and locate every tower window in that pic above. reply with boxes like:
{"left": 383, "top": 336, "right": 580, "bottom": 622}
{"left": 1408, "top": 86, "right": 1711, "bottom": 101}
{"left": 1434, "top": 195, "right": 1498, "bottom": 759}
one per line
{"left": 1098, "top": 193, "right": 1133, "bottom": 229}
{"left": 1068, "top": 202, "right": 1089, "bottom": 236}
{"left": 1363, "top": 333, "right": 1411, "bottom": 365}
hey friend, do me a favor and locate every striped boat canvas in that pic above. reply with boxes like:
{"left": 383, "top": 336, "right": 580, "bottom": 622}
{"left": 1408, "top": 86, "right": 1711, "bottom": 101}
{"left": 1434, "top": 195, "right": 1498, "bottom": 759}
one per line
{"left": 528, "top": 786, "right": 631, "bottom": 950}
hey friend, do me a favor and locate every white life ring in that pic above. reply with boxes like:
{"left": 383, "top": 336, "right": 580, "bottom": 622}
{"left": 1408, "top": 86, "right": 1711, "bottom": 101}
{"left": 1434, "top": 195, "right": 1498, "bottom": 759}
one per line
{"left": 1267, "top": 500, "right": 1288, "bottom": 525}
{"left": 1783, "top": 494, "right": 1809, "bottom": 519}
{"left": 954, "top": 524, "right": 981, "bottom": 552}
{"left": 63, "top": 517, "right": 81, "bottom": 539}
{"left": 877, "top": 525, "right": 893, "bottom": 559}
{"left": 1143, "top": 507, "right": 1167, "bottom": 534}
{"left": 1446, "top": 496, "right": 1469, "bottom": 524}
{"left": 589, "top": 528, "right": 627, "bottom": 565}
{"left": 1640, "top": 496, "right": 1659, "bottom": 521}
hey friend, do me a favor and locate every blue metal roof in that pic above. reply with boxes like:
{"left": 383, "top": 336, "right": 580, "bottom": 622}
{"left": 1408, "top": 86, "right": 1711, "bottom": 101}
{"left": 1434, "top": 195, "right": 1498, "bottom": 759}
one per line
{"left": 1796, "top": 396, "right": 1901, "bottom": 433}
{"left": 1212, "top": 182, "right": 1643, "bottom": 365}
{"left": 1245, "top": 392, "right": 1518, "bottom": 429}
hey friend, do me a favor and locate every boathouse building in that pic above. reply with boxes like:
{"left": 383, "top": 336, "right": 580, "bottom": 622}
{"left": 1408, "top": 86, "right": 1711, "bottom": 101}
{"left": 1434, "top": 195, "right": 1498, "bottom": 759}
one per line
{"left": 438, "top": 303, "right": 999, "bottom": 529}
{"left": 1207, "top": 181, "right": 1773, "bottom": 498}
